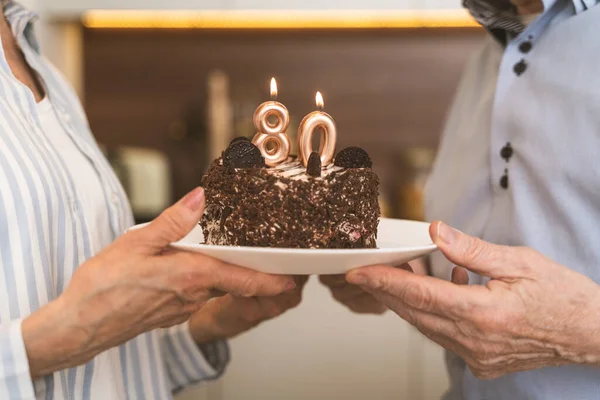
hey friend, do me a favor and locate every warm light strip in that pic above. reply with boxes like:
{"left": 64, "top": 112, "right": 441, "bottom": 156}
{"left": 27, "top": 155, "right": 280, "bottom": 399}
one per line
{"left": 81, "top": 10, "right": 480, "bottom": 29}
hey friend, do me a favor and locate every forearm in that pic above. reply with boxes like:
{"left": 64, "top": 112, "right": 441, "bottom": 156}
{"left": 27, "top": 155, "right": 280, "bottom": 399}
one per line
{"left": 188, "top": 301, "right": 236, "bottom": 370}
{"left": 21, "top": 297, "right": 92, "bottom": 379}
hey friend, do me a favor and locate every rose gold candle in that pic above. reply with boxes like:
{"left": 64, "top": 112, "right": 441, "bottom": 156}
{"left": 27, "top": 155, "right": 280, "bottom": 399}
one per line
{"left": 298, "top": 91, "right": 337, "bottom": 167}
{"left": 252, "top": 78, "right": 291, "bottom": 167}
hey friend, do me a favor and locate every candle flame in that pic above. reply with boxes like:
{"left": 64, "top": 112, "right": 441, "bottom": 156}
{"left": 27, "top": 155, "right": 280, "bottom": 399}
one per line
{"left": 270, "top": 78, "right": 278, "bottom": 99}
{"left": 316, "top": 91, "right": 324, "bottom": 110}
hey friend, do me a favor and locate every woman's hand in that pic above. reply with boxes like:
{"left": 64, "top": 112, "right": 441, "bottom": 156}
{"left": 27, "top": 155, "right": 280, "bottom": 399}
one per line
{"left": 319, "top": 274, "right": 388, "bottom": 314}
{"left": 190, "top": 276, "right": 309, "bottom": 344}
{"left": 22, "top": 188, "right": 295, "bottom": 379}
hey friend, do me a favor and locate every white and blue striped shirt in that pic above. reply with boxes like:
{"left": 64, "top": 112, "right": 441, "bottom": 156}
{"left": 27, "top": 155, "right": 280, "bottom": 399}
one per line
{"left": 0, "top": 2, "right": 228, "bottom": 399}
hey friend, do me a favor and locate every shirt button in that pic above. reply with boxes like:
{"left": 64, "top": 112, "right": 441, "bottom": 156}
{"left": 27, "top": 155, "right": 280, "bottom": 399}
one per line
{"left": 500, "top": 170, "right": 509, "bottom": 190}
{"left": 514, "top": 60, "right": 528, "bottom": 76}
{"left": 519, "top": 41, "right": 533, "bottom": 53}
{"left": 111, "top": 193, "right": 120, "bottom": 204}
{"left": 500, "top": 142, "right": 513, "bottom": 162}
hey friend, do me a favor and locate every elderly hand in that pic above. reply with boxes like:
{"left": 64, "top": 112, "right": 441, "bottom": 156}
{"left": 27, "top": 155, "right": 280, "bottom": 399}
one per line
{"left": 190, "top": 276, "right": 308, "bottom": 343}
{"left": 319, "top": 274, "right": 389, "bottom": 314}
{"left": 22, "top": 188, "right": 295, "bottom": 379}
{"left": 347, "top": 221, "right": 600, "bottom": 379}
{"left": 320, "top": 259, "right": 428, "bottom": 315}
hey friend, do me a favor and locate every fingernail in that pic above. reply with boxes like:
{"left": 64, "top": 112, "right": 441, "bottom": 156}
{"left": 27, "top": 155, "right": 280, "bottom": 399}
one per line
{"left": 284, "top": 282, "right": 296, "bottom": 292}
{"left": 182, "top": 187, "right": 205, "bottom": 211}
{"left": 347, "top": 271, "right": 367, "bottom": 286}
{"left": 436, "top": 221, "right": 460, "bottom": 246}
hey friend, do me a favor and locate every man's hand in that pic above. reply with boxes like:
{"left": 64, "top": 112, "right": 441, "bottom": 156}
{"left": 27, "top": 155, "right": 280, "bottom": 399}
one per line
{"left": 320, "top": 259, "right": 428, "bottom": 315}
{"left": 347, "top": 221, "right": 600, "bottom": 379}
{"left": 22, "top": 188, "right": 295, "bottom": 379}
{"left": 189, "top": 276, "right": 309, "bottom": 344}
{"left": 319, "top": 275, "right": 388, "bottom": 314}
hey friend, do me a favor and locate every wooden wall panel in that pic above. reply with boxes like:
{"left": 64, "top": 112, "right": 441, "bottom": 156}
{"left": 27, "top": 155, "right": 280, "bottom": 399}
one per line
{"left": 83, "top": 28, "right": 484, "bottom": 215}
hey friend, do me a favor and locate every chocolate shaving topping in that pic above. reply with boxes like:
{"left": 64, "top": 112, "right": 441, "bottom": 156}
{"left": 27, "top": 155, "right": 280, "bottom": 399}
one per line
{"left": 229, "top": 136, "right": 250, "bottom": 146}
{"left": 199, "top": 157, "right": 380, "bottom": 249}
{"left": 219, "top": 206, "right": 233, "bottom": 233}
{"left": 306, "top": 152, "right": 322, "bottom": 177}
{"left": 222, "top": 140, "right": 265, "bottom": 169}
{"left": 334, "top": 146, "right": 372, "bottom": 169}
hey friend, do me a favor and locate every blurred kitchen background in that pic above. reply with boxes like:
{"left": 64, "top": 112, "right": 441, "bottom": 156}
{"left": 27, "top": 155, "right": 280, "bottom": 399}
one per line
{"left": 25, "top": 0, "right": 485, "bottom": 398}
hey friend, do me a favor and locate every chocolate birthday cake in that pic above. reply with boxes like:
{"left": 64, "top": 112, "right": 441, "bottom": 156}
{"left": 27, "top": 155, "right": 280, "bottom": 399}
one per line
{"left": 200, "top": 138, "right": 380, "bottom": 249}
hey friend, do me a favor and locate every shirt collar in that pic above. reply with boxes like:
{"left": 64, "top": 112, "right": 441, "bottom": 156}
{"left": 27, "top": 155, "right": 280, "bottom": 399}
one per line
{"left": 2, "top": 1, "right": 39, "bottom": 51}
{"left": 464, "top": 0, "right": 592, "bottom": 34}
{"left": 463, "top": 0, "right": 525, "bottom": 36}
{"left": 573, "top": 0, "right": 599, "bottom": 13}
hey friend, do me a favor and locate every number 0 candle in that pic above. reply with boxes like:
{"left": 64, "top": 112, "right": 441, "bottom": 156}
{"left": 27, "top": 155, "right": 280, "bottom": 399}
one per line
{"left": 298, "top": 91, "right": 337, "bottom": 167}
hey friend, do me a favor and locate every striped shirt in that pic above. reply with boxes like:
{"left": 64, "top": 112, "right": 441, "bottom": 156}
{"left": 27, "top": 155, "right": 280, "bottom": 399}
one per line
{"left": 0, "top": 2, "right": 228, "bottom": 399}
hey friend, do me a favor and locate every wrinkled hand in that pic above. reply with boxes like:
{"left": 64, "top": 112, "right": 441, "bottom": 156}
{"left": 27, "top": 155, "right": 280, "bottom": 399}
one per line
{"left": 22, "top": 188, "right": 295, "bottom": 378}
{"left": 347, "top": 221, "right": 600, "bottom": 379}
{"left": 320, "top": 274, "right": 388, "bottom": 314}
{"left": 190, "top": 276, "right": 309, "bottom": 344}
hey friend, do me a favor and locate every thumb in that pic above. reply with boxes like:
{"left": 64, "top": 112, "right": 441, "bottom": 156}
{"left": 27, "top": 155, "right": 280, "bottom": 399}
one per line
{"left": 134, "top": 187, "right": 206, "bottom": 251}
{"left": 430, "top": 221, "right": 522, "bottom": 279}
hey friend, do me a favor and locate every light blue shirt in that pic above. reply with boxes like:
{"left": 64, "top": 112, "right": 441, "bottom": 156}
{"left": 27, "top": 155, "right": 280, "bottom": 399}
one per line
{"left": 0, "top": 2, "right": 228, "bottom": 399}
{"left": 425, "top": 0, "right": 600, "bottom": 399}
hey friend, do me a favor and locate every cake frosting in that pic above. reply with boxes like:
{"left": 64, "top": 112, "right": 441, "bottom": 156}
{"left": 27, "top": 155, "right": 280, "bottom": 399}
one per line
{"left": 267, "top": 158, "right": 342, "bottom": 180}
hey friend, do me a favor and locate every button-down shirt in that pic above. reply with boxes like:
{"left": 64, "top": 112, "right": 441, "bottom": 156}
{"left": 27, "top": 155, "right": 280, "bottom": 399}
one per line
{"left": 0, "top": 2, "right": 228, "bottom": 399}
{"left": 425, "top": 0, "right": 600, "bottom": 399}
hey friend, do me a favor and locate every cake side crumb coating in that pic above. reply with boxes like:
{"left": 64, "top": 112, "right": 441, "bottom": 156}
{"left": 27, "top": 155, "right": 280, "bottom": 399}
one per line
{"left": 200, "top": 158, "right": 380, "bottom": 249}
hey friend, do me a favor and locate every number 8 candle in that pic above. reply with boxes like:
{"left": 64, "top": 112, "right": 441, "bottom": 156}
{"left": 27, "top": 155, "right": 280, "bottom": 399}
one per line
{"left": 298, "top": 91, "right": 338, "bottom": 167}
{"left": 252, "top": 78, "right": 291, "bottom": 167}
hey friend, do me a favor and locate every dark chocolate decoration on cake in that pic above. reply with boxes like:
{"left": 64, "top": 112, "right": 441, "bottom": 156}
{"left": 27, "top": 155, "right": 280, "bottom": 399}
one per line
{"left": 306, "top": 152, "right": 322, "bottom": 177}
{"left": 229, "top": 136, "right": 250, "bottom": 146}
{"left": 222, "top": 140, "right": 265, "bottom": 169}
{"left": 334, "top": 146, "right": 373, "bottom": 169}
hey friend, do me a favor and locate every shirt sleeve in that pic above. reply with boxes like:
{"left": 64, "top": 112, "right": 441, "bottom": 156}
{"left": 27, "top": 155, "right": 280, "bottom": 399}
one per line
{"left": 0, "top": 320, "right": 36, "bottom": 400}
{"left": 160, "top": 321, "right": 230, "bottom": 394}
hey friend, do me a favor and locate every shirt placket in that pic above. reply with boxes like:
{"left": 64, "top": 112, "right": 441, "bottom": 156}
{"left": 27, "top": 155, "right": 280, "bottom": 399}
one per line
{"left": 18, "top": 20, "right": 129, "bottom": 241}
{"left": 488, "top": 0, "right": 568, "bottom": 194}
{"left": 51, "top": 99, "right": 125, "bottom": 238}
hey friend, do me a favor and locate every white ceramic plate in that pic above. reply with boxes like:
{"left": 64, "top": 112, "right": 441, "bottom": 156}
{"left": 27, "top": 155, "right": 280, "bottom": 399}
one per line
{"left": 127, "top": 218, "right": 438, "bottom": 275}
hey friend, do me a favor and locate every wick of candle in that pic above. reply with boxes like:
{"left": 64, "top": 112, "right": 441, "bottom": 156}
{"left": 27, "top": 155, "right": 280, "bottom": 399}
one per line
{"left": 317, "top": 104, "right": 324, "bottom": 111}
{"left": 271, "top": 93, "right": 278, "bottom": 101}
